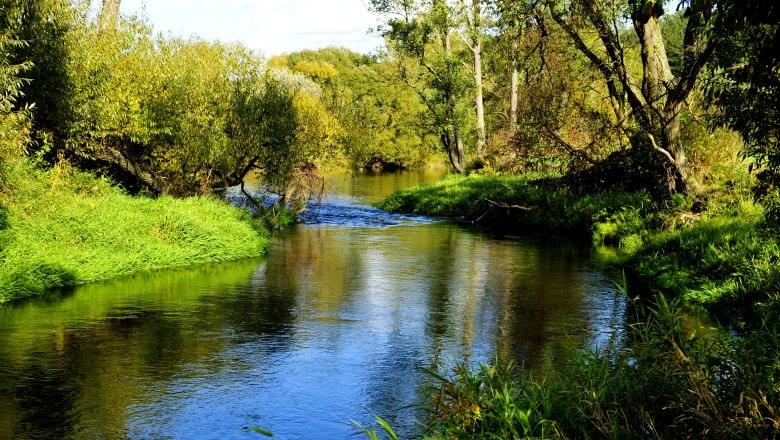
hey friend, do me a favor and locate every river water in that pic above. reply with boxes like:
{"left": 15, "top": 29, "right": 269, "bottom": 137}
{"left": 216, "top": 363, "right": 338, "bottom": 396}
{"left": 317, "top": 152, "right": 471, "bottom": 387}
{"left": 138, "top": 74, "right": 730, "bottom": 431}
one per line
{"left": 0, "top": 170, "right": 625, "bottom": 439}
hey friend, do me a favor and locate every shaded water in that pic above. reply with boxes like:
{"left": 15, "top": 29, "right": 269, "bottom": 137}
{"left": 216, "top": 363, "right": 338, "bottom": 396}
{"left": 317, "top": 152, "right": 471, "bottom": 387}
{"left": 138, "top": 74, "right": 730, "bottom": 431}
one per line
{"left": 0, "top": 170, "right": 625, "bottom": 439}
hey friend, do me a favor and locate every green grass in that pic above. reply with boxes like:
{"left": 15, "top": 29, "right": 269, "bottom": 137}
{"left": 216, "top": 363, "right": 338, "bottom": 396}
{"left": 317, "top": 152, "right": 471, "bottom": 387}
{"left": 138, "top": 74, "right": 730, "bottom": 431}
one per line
{"left": 376, "top": 173, "right": 651, "bottom": 235}
{"left": 0, "top": 161, "right": 269, "bottom": 302}
{"left": 378, "top": 170, "right": 780, "bottom": 318}
{"left": 410, "top": 296, "right": 780, "bottom": 440}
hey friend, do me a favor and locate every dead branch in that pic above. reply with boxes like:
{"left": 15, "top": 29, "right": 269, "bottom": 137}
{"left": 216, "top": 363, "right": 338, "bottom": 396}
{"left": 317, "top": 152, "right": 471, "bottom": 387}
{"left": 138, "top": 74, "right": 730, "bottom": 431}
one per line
{"left": 483, "top": 198, "right": 537, "bottom": 211}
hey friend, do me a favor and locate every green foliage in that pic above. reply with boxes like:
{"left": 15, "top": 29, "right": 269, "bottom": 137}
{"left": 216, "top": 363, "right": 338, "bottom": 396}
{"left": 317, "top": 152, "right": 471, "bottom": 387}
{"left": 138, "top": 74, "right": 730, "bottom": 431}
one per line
{"left": 275, "top": 47, "right": 436, "bottom": 170}
{"left": 422, "top": 360, "right": 554, "bottom": 439}
{"left": 0, "top": 161, "right": 269, "bottom": 302}
{"left": 418, "top": 296, "right": 780, "bottom": 439}
{"left": 705, "top": 2, "right": 780, "bottom": 223}
{"left": 2, "top": 4, "right": 340, "bottom": 207}
{"left": 353, "top": 415, "right": 399, "bottom": 440}
{"left": 0, "top": 30, "right": 32, "bottom": 240}
{"left": 0, "top": 0, "right": 77, "bottom": 154}
{"left": 372, "top": 0, "right": 476, "bottom": 172}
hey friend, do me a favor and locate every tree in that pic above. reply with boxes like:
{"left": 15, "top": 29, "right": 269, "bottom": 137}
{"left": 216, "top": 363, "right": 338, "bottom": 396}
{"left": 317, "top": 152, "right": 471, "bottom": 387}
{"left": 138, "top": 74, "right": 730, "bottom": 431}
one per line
{"left": 459, "top": 0, "right": 487, "bottom": 157}
{"left": 543, "top": 0, "right": 723, "bottom": 194}
{"left": 370, "top": 0, "right": 472, "bottom": 172}
{"left": 705, "top": 1, "right": 780, "bottom": 221}
{"left": 490, "top": 0, "right": 536, "bottom": 132}
{"left": 274, "top": 47, "right": 435, "bottom": 171}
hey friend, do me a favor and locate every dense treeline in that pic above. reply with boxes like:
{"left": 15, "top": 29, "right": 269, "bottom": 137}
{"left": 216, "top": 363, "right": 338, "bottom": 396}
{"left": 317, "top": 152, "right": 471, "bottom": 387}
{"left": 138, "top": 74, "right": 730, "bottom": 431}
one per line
{"left": 2, "top": 0, "right": 777, "bottom": 214}
{"left": 0, "top": 0, "right": 439, "bottom": 210}
{"left": 369, "top": 0, "right": 778, "bottom": 215}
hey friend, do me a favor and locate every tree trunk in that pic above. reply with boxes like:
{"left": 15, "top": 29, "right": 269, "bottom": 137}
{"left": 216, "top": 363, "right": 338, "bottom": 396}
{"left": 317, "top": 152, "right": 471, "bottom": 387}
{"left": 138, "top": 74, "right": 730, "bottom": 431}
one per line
{"left": 472, "top": 1, "right": 485, "bottom": 158}
{"left": 634, "top": 3, "right": 672, "bottom": 107}
{"left": 473, "top": 40, "right": 485, "bottom": 158}
{"left": 99, "top": 0, "right": 121, "bottom": 31}
{"left": 443, "top": 27, "right": 465, "bottom": 173}
{"left": 634, "top": 0, "right": 691, "bottom": 193}
{"left": 663, "top": 102, "right": 690, "bottom": 193}
{"left": 510, "top": 67, "right": 519, "bottom": 131}
{"left": 92, "top": 147, "right": 164, "bottom": 194}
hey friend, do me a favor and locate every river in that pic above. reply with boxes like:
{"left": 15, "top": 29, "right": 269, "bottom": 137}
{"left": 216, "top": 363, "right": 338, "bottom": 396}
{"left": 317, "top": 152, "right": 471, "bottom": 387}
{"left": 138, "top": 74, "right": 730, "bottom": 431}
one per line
{"left": 0, "top": 170, "right": 625, "bottom": 439}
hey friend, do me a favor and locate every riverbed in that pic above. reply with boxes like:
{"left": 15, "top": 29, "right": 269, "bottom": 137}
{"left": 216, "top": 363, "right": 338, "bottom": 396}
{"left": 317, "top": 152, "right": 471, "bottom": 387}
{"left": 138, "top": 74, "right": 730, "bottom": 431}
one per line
{"left": 0, "top": 170, "right": 625, "bottom": 439}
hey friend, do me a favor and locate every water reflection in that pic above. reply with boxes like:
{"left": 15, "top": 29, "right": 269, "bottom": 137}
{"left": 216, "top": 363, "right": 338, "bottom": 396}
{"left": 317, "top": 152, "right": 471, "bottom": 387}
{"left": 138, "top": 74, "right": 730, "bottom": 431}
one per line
{"left": 0, "top": 170, "right": 625, "bottom": 439}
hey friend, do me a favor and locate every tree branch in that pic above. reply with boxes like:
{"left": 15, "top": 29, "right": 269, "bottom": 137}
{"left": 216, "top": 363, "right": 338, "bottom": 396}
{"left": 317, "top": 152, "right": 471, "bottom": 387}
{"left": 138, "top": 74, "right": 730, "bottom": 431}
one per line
{"left": 648, "top": 133, "right": 674, "bottom": 164}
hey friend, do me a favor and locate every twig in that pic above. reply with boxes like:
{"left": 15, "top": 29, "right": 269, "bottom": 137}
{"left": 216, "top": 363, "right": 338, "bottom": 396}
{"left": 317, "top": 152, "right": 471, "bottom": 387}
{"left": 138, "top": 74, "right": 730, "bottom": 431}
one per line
{"left": 483, "top": 198, "right": 536, "bottom": 211}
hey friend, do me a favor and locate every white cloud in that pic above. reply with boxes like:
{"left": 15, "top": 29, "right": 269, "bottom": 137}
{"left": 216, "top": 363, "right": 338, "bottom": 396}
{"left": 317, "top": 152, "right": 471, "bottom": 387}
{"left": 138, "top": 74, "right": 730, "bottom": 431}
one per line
{"left": 118, "top": 0, "right": 384, "bottom": 55}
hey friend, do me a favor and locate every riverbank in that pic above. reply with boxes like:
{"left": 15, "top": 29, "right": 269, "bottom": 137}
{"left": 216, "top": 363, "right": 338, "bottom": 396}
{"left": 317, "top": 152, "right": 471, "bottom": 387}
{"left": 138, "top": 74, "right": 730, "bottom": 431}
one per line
{"left": 0, "top": 161, "right": 271, "bottom": 302}
{"left": 377, "top": 168, "right": 779, "bottom": 322}
{"left": 373, "top": 168, "right": 780, "bottom": 438}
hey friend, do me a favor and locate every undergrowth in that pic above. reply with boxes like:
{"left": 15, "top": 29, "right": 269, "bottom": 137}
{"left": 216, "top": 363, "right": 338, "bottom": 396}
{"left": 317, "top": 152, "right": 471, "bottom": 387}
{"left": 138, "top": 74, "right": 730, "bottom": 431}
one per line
{"left": 0, "top": 161, "right": 270, "bottom": 302}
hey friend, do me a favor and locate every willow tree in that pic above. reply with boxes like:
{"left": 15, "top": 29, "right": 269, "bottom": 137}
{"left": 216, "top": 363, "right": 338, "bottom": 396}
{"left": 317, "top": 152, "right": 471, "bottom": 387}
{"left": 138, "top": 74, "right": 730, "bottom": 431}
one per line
{"left": 544, "top": 0, "right": 723, "bottom": 193}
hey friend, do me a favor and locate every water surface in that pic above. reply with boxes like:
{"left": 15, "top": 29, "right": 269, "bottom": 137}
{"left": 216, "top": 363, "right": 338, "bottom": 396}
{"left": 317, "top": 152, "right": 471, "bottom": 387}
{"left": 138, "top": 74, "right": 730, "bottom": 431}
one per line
{"left": 0, "top": 169, "right": 625, "bottom": 439}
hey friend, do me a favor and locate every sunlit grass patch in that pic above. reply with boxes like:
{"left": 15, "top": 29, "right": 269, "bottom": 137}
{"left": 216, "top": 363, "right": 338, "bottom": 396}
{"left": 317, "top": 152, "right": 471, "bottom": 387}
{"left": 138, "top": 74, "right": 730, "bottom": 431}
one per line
{"left": 0, "top": 162, "right": 269, "bottom": 302}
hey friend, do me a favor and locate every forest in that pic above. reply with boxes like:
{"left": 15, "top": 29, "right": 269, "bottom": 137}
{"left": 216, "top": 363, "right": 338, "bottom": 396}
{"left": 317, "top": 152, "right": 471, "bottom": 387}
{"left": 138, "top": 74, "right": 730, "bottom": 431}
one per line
{"left": 1, "top": 0, "right": 779, "bottom": 438}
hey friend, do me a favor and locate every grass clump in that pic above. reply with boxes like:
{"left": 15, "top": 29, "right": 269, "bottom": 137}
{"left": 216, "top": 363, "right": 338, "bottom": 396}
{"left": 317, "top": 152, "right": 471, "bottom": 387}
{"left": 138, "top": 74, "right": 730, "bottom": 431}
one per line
{"left": 0, "top": 161, "right": 269, "bottom": 302}
{"left": 417, "top": 296, "right": 780, "bottom": 439}
{"left": 614, "top": 167, "right": 780, "bottom": 318}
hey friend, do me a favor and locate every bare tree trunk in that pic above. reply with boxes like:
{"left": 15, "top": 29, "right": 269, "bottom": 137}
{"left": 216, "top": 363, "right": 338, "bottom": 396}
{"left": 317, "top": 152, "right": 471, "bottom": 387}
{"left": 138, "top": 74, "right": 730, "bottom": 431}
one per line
{"left": 99, "top": 0, "right": 121, "bottom": 31}
{"left": 472, "top": 1, "right": 485, "bottom": 158}
{"left": 510, "top": 67, "right": 519, "bottom": 131}
{"left": 473, "top": 40, "right": 485, "bottom": 157}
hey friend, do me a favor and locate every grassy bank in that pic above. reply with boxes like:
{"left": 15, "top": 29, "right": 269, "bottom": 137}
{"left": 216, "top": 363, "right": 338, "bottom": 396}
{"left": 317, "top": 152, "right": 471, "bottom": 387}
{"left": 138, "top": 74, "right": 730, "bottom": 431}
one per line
{"left": 0, "top": 161, "right": 270, "bottom": 302}
{"left": 377, "top": 173, "right": 651, "bottom": 236}
{"left": 377, "top": 169, "right": 780, "bottom": 320}
{"left": 370, "top": 169, "right": 780, "bottom": 438}
{"left": 405, "top": 296, "right": 779, "bottom": 439}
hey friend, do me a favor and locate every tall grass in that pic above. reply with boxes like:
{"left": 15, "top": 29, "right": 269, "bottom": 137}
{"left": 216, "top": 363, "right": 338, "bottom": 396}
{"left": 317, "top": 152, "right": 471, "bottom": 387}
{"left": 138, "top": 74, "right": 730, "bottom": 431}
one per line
{"left": 417, "top": 296, "right": 780, "bottom": 439}
{"left": 0, "top": 161, "right": 269, "bottom": 302}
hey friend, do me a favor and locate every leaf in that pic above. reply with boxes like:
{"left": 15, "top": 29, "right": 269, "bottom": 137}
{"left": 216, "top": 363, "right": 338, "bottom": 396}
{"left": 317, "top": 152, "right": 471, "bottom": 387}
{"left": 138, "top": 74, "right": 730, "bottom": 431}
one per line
{"left": 246, "top": 426, "right": 274, "bottom": 437}
{"left": 373, "top": 415, "right": 399, "bottom": 440}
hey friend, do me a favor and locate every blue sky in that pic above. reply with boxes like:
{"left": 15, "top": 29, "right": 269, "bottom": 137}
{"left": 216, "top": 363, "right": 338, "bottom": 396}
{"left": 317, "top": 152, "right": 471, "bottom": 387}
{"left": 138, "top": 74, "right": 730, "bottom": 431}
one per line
{"left": 111, "top": 0, "right": 385, "bottom": 56}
